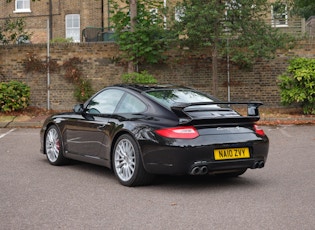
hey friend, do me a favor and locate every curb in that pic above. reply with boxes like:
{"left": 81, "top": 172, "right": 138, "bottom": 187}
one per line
{"left": 0, "top": 121, "right": 43, "bottom": 128}
{"left": 0, "top": 116, "right": 45, "bottom": 128}
{"left": 258, "top": 117, "right": 315, "bottom": 126}
{"left": 0, "top": 115, "right": 47, "bottom": 128}
{"left": 1, "top": 117, "right": 314, "bottom": 128}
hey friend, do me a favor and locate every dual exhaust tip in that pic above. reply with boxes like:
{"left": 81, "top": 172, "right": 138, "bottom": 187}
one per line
{"left": 190, "top": 166, "right": 208, "bottom": 175}
{"left": 251, "top": 161, "right": 265, "bottom": 169}
{"left": 190, "top": 161, "right": 265, "bottom": 175}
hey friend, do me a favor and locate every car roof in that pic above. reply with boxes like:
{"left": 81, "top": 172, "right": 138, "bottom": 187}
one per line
{"left": 113, "top": 84, "right": 191, "bottom": 93}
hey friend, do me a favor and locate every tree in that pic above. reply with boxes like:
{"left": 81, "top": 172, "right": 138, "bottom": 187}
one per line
{"left": 171, "top": 0, "right": 293, "bottom": 96}
{"left": 2, "top": 0, "right": 38, "bottom": 44}
{"left": 290, "top": 0, "right": 315, "bottom": 20}
{"left": 110, "top": 0, "right": 169, "bottom": 72}
{"left": 0, "top": 18, "right": 32, "bottom": 45}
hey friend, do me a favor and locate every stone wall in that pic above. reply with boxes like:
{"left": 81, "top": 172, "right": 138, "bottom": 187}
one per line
{"left": 0, "top": 41, "right": 314, "bottom": 110}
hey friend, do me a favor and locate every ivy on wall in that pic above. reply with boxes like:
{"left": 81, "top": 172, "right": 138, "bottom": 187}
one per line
{"left": 23, "top": 54, "right": 94, "bottom": 102}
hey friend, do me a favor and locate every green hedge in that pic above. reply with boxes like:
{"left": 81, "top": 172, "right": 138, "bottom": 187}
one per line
{"left": 0, "top": 81, "right": 30, "bottom": 112}
{"left": 121, "top": 71, "right": 158, "bottom": 84}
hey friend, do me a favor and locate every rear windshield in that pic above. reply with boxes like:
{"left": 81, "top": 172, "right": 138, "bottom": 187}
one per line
{"left": 145, "top": 89, "right": 218, "bottom": 109}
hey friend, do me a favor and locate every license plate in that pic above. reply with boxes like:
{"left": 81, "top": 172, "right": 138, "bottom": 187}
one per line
{"left": 214, "top": 148, "right": 250, "bottom": 160}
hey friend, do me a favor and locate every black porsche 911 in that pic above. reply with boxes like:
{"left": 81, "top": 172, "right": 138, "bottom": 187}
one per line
{"left": 40, "top": 84, "right": 269, "bottom": 186}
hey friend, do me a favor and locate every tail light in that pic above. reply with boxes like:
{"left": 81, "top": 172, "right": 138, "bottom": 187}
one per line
{"left": 155, "top": 126, "right": 199, "bottom": 139}
{"left": 254, "top": 125, "right": 265, "bottom": 136}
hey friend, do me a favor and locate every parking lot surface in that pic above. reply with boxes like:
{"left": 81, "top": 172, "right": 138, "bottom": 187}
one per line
{"left": 0, "top": 126, "right": 314, "bottom": 230}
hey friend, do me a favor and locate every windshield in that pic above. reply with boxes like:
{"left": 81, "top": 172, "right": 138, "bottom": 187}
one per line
{"left": 145, "top": 89, "right": 218, "bottom": 109}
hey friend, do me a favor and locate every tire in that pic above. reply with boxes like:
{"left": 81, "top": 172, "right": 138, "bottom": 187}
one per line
{"left": 215, "top": 169, "right": 247, "bottom": 178}
{"left": 45, "top": 125, "right": 68, "bottom": 166}
{"left": 112, "top": 134, "right": 154, "bottom": 187}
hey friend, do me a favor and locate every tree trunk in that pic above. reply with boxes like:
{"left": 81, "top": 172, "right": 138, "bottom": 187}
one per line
{"left": 129, "top": 0, "right": 137, "bottom": 33}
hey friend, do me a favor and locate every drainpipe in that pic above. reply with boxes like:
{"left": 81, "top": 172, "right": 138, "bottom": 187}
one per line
{"left": 47, "top": 19, "right": 50, "bottom": 110}
{"left": 101, "top": 0, "right": 104, "bottom": 29}
{"left": 107, "top": 0, "right": 110, "bottom": 29}
{"left": 49, "top": 0, "right": 53, "bottom": 40}
{"left": 164, "top": 0, "right": 167, "bottom": 26}
{"left": 227, "top": 38, "right": 230, "bottom": 102}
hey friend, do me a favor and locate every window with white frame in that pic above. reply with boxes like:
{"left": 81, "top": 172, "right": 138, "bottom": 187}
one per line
{"left": 65, "top": 14, "right": 80, "bottom": 42}
{"left": 150, "top": 8, "right": 158, "bottom": 24}
{"left": 225, "top": 0, "right": 242, "bottom": 17}
{"left": 14, "top": 0, "right": 31, "bottom": 13}
{"left": 271, "top": 3, "right": 288, "bottom": 27}
{"left": 175, "top": 6, "right": 185, "bottom": 22}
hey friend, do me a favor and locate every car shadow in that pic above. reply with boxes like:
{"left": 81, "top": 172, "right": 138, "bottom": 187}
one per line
{"left": 38, "top": 157, "right": 265, "bottom": 189}
{"left": 151, "top": 174, "right": 263, "bottom": 189}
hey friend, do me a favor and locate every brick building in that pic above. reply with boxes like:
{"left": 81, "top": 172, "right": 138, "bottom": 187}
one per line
{"left": 306, "top": 16, "right": 315, "bottom": 38}
{"left": 0, "top": 0, "right": 108, "bottom": 43}
{"left": 0, "top": 0, "right": 307, "bottom": 44}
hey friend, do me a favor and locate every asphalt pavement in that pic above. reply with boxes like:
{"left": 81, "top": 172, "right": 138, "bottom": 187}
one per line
{"left": 0, "top": 126, "right": 315, "bottom": 229}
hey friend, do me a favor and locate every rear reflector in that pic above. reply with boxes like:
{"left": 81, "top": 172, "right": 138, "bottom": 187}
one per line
{"left": 155, "top": 126, "right": 199, "bottom": 139}
{"left": 254, "top": 125, "right": 265, "bottom": 136}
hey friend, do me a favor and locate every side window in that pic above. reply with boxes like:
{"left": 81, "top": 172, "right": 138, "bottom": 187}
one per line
{"left": 66, "top": 14, "right": 80, "bottom": 42}
{"left": 86, "top": 89, "right": 124, "bottom": 114}
{"left": 271, "top": 3, "right": 288, "bottom": 27}
{"left": 14, "top": 0, "right": 31, "bottom": 13}
{"left": 116, "top": 93, "right": 146, "bottom": 114}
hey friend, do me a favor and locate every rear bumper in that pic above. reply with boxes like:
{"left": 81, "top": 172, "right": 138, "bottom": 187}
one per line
{"left": 141, "top": 139, "right": 269, "bottom": 175}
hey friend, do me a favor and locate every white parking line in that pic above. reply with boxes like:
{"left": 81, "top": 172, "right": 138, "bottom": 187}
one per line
{"left": 0, "top": 128, "right": 16, "bottom": 139}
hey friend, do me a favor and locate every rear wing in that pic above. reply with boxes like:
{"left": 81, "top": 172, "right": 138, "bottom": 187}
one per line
{"left": 171, "top": 101, "right": 263, "bottom": 125}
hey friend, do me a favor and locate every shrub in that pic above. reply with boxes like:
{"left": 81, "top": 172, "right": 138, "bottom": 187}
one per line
{"left": 50, "top": 37, "right": 73, "bottom": 43}
{"left": 278, "top": 58, "right": 315, "bottom": 115}
{"left": 121, "top": 71, "right": 158, "bottom": 84}
{"left": 74, "top": 79, "right": 94, "bottom": 102}
{"left": 0, "top": 81, "right": 30, "bottom": 112}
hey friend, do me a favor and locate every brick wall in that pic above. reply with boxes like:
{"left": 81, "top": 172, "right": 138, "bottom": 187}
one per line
{"left": 0, "top": 0, "right": 104, "bottom": 43}
{"left": 1, "top": 41, "right": 315, "bottom": 110}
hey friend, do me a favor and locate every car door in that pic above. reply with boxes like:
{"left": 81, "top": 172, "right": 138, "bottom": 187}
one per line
{"left": 65, "top": 89, "right": 125, "bottom": 159}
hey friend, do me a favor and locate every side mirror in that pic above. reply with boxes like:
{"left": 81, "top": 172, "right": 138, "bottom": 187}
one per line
{"left": 73, "top": 104, "right": 84, "bottom": 113}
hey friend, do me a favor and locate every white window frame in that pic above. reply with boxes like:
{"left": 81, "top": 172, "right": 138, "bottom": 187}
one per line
{"left": 150, "top": 8, "right": 159, "bottom": 24}
{"left": 65, "top": 14, "right": 80, "bottom": 43}
{"left": 14, "top": 0, "right": 31, "bottom": 13}
{"left": 271, "top": 3, "right": 288, "bottom": 27}
{"left": 175, "top": 6, "right": 185, "bottom": 22}
{"left": 225, "top": 0, "right": 242, "bottom": 17}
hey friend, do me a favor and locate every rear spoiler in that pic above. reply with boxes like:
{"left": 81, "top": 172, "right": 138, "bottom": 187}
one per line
{"left": 171, "top": 101, "right": 263, "bottom": 125}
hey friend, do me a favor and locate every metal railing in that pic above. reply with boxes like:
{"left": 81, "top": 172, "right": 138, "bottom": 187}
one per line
{"left": 82, "top": 27, "right": 115, "bottom": 42}
{"left": 306, "top": 16, "right": 315, "bottom": 39}
{"left": 83, "top": 17, "right": 313, "bottom": 43}
{"left": 267, "top": 18, "right": 306, "bottom": 38}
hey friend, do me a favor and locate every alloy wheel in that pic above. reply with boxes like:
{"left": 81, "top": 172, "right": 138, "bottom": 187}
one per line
{"left": 45, "top": 127, "right": 60, "bottom": 163}
{"left": 114, "top": 138, "right": 136, "bottom": 182}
